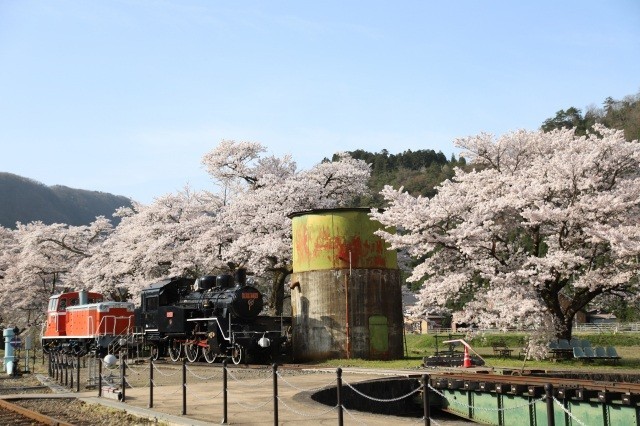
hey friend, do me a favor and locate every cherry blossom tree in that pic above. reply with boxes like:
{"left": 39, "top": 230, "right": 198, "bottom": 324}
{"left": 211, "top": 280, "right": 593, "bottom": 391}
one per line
{"left": 202, "top": 140, "right": 371, "bottom": 314}
{"left": 0, "top": 226, "right": 17, "bottom": 281}
{"left": 0, "top": 218, "right": 113, "bottom": 327}
{"left": 371, "top": 126, "right": 640, "bottom": 340}
{"left": 75, "top": 187, "right": 228, "bottom": 301}
{"left": 0, "top": 226, "right": 20, "bottom": 325}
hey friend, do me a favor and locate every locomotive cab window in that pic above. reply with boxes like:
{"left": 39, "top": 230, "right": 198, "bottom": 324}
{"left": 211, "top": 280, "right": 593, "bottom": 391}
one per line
{"left": 145, "top": 295, "right": 159, "bottom": 311}
{"left": 58, "top": 298, "right": 67, "bottom": 311}
{"left": 48, "top": 298, "right": 58, "bottom": 312}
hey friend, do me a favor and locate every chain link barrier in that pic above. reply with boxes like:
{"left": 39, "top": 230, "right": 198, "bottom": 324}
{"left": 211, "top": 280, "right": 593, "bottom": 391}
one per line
{"left": 276, "top": 396, "right": 339, "bottom": 418}
{"left": 342, "top": 378, "right": 424, "bottom": 403}
{"left": 225, "top": 366, "right": 273, "bottom": 386}
{"left": 122, "top": 361, "right": 145, "bottom": 375}
{"left": 227, "top": 389, "right": 272, "bottom": 410}
{"left": 150, "top": 378, "right": 183, "bottom": 395}
{"left": 184, "top": 383, "right": 224, "bottom": 401}
{"left": 553, "top": 396, "right": 587, "bottom": 426}
{"left": 185, "top": 364, "right": 221, "bottom": 380}
{"left": 122, "top": 366, "right": 150, "bottom": 388}
{"left": 87, "top": 356, "right": 596, "bottom": 426}
{"left": 152, "top": 363, "right": 180, "bottom": 377}
{"left": 276, "top": 370, "right": 336, "bottom": 392}
{"left": 341, "top": 405, "right": 368, "bottom": 425}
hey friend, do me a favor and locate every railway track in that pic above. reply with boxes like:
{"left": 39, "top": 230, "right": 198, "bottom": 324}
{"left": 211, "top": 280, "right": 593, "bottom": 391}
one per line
{"left": 0, "top": 399, "right": 72, "bottom": 426}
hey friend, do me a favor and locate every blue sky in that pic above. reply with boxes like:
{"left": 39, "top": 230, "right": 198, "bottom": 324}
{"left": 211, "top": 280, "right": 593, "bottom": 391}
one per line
{"left": 1, "top": 1, "right": 639, "bottom": 204}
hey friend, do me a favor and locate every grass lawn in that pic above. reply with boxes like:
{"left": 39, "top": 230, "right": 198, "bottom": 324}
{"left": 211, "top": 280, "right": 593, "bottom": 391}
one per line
{"left": 316, "top": 333, "right": 640, "bottom": 372}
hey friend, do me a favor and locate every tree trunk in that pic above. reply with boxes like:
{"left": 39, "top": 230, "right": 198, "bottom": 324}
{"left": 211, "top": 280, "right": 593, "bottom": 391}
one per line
{"left": 549, "top": 305, "right": 575, "bottom": 341}
{"left": 556, "top": 316, "right": 574, "bottom": 341}
{"left": 541, "top": 284, "right": 574, "bottom": 341}
{"left": 270, "top": 270, "right": 288, "bottom": 316}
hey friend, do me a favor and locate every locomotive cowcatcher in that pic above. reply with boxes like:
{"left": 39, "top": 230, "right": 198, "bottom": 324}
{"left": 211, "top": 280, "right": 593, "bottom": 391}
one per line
{"left": 136, "top": 269, "right": 289, "bottom": 364}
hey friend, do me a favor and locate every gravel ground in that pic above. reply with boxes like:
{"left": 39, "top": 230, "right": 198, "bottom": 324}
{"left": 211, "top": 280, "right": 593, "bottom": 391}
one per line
{"left": 0, "top": 371, "right": 159, "bottom": 425}
{"left": 15, "top": 398, "right": 158, "bottom": 425}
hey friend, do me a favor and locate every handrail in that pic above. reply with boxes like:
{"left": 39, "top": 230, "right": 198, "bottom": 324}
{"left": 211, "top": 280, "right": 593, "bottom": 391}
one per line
{"left": 96, "top": 315, "right": 135, "bottom": 337}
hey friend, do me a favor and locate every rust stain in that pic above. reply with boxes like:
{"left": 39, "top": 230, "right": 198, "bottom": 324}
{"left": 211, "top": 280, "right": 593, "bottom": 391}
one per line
{"left": 292, "top": 210, "right": 396, "bottom": 272}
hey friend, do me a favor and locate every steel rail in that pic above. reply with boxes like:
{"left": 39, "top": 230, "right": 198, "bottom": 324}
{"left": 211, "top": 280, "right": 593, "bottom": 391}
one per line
{"left": 0, "top": 399, "right": 74, "bottom": 426}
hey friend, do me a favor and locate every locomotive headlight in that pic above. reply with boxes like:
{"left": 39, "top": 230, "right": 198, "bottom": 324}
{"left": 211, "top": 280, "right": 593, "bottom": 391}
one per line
{"left": 258, "top": 336, "right": 271, "bottom": 348}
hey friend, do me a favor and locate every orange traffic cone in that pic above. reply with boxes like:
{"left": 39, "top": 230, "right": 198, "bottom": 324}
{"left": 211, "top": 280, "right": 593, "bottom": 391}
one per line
{"left": 463, "top": 346, "right": 472, "bottom": 368}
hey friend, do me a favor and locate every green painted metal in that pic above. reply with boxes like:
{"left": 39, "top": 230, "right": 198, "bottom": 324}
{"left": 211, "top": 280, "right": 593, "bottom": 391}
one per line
{"left": 290, "top": 208, "right": 397, "bottom": 273}
{"left": 439, "top": 387, "right": 639, "bottom": 426}
{"left": 441, "top": 390, "right": 470, "bottom": 422}
{"left": 502, "top": 394, "right": 536, "bottom": 426}
{"left": 470, "top": 391, "right": 498, "bottom": 425}
{"left": 368, "top": 315, "right": 389, "bottom": 354}
{"left": 562, "top": 401, "right": 604, "bottom": 426}
{"left": 531, "top": 397, "right": 565, "bottom": 426}
{"left": 606, "top": 404, "right": 638, "bottom": 426}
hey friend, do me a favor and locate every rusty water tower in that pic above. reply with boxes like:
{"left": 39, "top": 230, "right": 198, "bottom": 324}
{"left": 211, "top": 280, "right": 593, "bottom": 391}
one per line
{"left": 289, "top": 208, "right": 403, "bottom": 361}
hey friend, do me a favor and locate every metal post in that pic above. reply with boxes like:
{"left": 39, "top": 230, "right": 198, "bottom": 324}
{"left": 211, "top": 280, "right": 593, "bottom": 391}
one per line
{"left": 182, "top": 357, "right": 187, "bottom": 415}
{"left": 273, "top": 363, "right": 278, "bottom": 426}
{"left": 545, "top": 383, "right": 555, "bottom": 426}
{"left": 222, "top": 360, "right": 228, "bottom": 424}
{"left": 121, "top": 351, "right": 126, "bottom": 402}
{"left": 76, "top": 353, "right": 81, "bottom": 392}
{"left": 337, "top": 368, "right": 343, "bottom": 426}
{"left": 422, "top": 374, "right": 430, "bottom": 426}
{"left": 70, "top": 357, "right": 74, "bottom": 389}
{"left": 48, "top": 352, "right": 52, "bottom": 377}
{"left": 64, "top": 355, "right": 68, "bottom": 387}
{"left": 149, "top": 357, "right": 154, "bottom": 408}
{"left": 98, "top": 355, "right": 102, "bottom": 397}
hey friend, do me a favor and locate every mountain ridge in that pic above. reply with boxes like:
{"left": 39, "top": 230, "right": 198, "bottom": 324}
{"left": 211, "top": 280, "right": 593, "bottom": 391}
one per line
{"left": 0, "top": 172, "right": 133, "bottom": 228}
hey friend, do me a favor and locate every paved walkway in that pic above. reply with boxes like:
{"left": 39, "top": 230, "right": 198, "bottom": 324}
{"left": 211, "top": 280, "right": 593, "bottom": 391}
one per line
{"left": 30, "top": 369, "right": 471, "bottom": 425}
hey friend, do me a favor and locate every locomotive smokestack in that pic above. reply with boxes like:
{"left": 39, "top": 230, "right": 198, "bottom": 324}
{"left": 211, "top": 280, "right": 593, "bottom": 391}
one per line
{"left": 235, "top": 268, "right": 247, "bottom": 287}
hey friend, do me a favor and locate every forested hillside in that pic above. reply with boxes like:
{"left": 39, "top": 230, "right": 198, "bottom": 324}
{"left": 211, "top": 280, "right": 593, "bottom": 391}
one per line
{"left": 337, "top": 149, "right": 466, "bottom": 207}
{"left": 0, "top": 173, "right": 132, "bottom": 228}
{"left": 541, "top": 91, "right": 640, "bottom": 141}
{"left": 348, "top": 91, "right": 640, "bottom": 209}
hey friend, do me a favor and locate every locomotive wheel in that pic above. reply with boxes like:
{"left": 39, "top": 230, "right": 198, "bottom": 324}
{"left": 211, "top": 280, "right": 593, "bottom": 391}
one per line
{"left": 185, "top": 343, "right": 200, "bottom": 363}
{"left": 168, "top": 341, "right": 182, "bottom": 362}
{"left": 150, "top": 345, "right": 160, "bottom": 361}
{"left": 203, "top": 347, "right": 218, "bottom": 364}
{"left": 231, "top": 343, "right": 244, "bottom": 365}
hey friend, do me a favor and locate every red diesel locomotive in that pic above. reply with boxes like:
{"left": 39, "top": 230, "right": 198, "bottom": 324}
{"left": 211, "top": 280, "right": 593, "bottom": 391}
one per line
{"left": 41, "top": 290, "right": 135, "bottom": 355}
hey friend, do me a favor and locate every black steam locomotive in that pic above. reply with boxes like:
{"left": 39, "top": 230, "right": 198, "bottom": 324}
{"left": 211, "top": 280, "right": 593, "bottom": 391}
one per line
{"left": 136, "top": 270, "right": 289, "bottom": 364}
